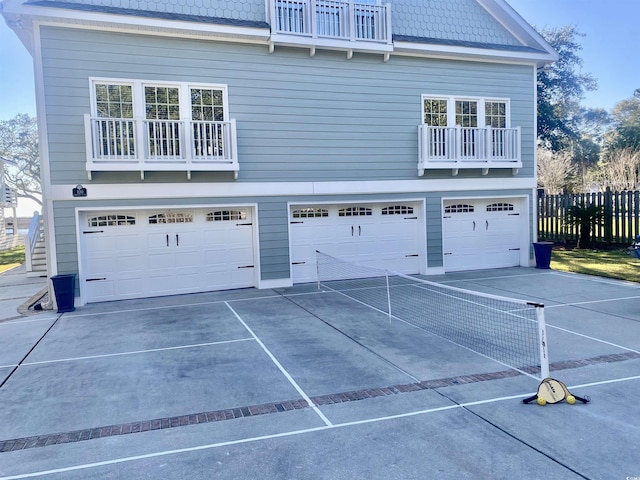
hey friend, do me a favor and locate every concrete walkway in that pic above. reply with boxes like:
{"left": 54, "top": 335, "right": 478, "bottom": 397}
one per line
{"left": 0, "top": 264, "right": 48, "bottom": 322}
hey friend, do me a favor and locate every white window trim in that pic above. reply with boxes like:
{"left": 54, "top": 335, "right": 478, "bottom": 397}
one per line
{"left": 421, "top": 94, "right": 511, "bottom": 128}
{"left": 89, "top": 77, "right": 230, "bottom": 121}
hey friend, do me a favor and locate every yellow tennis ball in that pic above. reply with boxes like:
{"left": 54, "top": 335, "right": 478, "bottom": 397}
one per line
{"left": 566, "top": 395, "right": 576, "bottom": 405}
{"left": 537, "top": 397, "right": 547, "bottom": 406}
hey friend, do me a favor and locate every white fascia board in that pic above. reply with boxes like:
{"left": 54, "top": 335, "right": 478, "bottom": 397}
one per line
{"left": 3, "top": 3, "right": 270, "bottom": 45}
{"left": 392, "top": 40, "right": 555, "bottom": 66}
{"left": 475, "top": 0, "right": 558, "bottom": 64}
{"left": 49, "top": 177, "right": 537, "bottom": 202}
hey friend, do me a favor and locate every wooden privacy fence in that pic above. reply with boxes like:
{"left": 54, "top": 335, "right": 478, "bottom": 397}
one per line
{"left": 538, "top": 188, "right": 640, "bottom": 245}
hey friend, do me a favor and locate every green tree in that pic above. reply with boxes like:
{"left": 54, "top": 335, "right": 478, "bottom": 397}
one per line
{"left": 605, "top": 89, "right": 640, "bottom": 151}
{"left": 0, "top": 114, "right": 41, "bottom": 205}
{"left": 537, "top": 26, "right": 598, "bottom": 151}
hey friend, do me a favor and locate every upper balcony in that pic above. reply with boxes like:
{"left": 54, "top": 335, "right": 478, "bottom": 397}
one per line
{"left": 418, "top": 125, "right": 522, "bottom": 176}
{"left": 84, "top": 115, "right": 239, "bottom": 180}
{"left": 268, "top": 0, "right": 393, "bottom": 59}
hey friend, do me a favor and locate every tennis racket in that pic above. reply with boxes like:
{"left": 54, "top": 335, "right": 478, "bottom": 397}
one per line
{"left": 522, "top": 378, "right": 590, "bottom": 405}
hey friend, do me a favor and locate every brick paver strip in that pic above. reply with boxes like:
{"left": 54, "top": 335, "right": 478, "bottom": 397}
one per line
{"left": 1, "top": 351, "right": 638, "bottom": 453}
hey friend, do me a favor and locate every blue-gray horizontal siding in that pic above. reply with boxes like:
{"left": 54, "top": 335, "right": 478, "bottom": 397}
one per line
{"left": 40, "top": 26, "right": 536, "bottom": 185}
{"left": 52, "top": 189, "right": 534, "bottom": 283}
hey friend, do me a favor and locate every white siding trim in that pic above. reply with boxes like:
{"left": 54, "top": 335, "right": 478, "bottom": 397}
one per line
{"left": 32, "top": 22, "right": 58, "bottom": 298}
{"left": 258, "top": 278, "right": 292, "bottom": 289}
{"left": 49, "top": 178, "right": 536, "bottom": 201}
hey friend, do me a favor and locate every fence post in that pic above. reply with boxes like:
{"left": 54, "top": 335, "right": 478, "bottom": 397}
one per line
{"left": 604, "top": 187, "right": 613, "bottom": 244}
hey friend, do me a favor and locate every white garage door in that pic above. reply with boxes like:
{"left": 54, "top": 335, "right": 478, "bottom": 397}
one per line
{"left": 290, "top": 202, "right": 422, "bottom": 283}
{"left": 442, "top": 199, "right": 522, "bottom": 272}
{"left": 80, "top": 208, "right": 255, "bottom": 303}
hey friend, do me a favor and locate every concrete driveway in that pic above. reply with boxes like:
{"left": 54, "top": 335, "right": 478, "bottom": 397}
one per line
{"left": 0, "top": 266, "right": 639, "bottom": 479}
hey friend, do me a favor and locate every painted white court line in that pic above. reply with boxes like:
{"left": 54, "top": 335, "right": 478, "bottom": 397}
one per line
{"left": 4, "top": 374, "right": 639, "bottom": 480}
{"left": 549, "top": 270, "right": 640, "bottom": 288}
{"left": 0, "top": 316, "right": 58, "bottom": 327}
{"left": 224, "top": 301, "right": 333, "bottom": 427}
{"left": 546, "top": 323, "right": 640, "bottom": 355}
{"left": 544, "top": 294, "right": 640, "bottom": 309}
{"left": 21, "top": 338, "right": 255, "bottom": 366}
{"left": 61, "top": 293, "right": 282, "bottom": 319}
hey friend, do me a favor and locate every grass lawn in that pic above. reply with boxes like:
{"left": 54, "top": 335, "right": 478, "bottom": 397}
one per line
{"left": 0, "top": 245, "right": 25, "bottom": 274}
{"left": 551, "top": 246, "right": 640, "bottom": 283}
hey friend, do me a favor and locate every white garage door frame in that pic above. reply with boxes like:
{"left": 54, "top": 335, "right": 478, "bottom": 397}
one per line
{"left": 75, "top": 203, "right": 260, "bottom": 305}
{"left": 441, "top": 194, "right": 530, "bottom": 272}
{"left": 287, "top": 198, "right": 427, "bottom": 283}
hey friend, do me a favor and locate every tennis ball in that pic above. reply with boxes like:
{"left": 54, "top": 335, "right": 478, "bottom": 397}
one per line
{"left": 537, "top": 397, "right": 547, "bottom": 406}
{"left": 566, "top": 395, "right": 576, "bottom": 405}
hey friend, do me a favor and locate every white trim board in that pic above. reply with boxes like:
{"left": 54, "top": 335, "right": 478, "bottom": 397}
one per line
{"left": 50, "top": 177, "right": 537, "bottom": 201}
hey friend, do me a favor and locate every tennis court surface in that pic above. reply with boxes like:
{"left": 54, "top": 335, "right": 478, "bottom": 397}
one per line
{"left": 0, "top": 267, "right": 639, "bottom": 479}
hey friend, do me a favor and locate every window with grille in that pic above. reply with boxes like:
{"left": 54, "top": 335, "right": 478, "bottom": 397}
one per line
{"left": 206, "top": 210, "right": 247, "bottom": 221}
{"left": 485, "top": 101, "right": 507, "bottom": 128}
{"left": 444, "top": 204, "right": 474, "bottom": 214}
{"left": 382, "top": 205, "right": 414, "bottom": 215}
{"left": 292, "top": 208, "right": 329, "bottom": 218}
{"left": 486, "top": 203, "right": 514, "bottom": 212}
{"left": 339, "top": 207, "right": 372, "bottom": 216}
{"left": 88, "top": 214, "right": 136, "bottom": 227}
{"left": 148, "top": 212, "right": 194, "bottom": 224}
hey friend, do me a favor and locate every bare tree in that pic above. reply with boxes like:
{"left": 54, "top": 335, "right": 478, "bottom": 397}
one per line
{"left": 0, "top": 114, "right": 41, "bottom": 205}
{"left": 537, "top": 146, "right": 576, "bottom": 194}
{"left": 597, "top": 148, "right": 640, "bottom": 191}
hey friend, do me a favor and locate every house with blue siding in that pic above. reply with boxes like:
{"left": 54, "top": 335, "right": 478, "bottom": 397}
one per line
{"left": 2, "top": 0, "right": 556, "bottom": 306}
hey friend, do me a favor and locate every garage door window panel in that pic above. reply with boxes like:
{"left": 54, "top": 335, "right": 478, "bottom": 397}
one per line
{"left": 207, "top": 210, "right": 248, "bottom": 221}
{"left": 382, "top": 205, "right": 414, "bottom": 215}
{"left": 88, "top": 214, "right": 136, "bottom": 227}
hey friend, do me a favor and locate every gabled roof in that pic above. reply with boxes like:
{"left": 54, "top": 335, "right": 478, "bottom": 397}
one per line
{"left": 1, "top": 0, "right": 557, "bottom": 65}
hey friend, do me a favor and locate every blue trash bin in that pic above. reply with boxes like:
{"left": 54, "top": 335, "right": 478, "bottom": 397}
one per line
{"left": 533, "top": 242, "right": 553, "bottom": 269}
{"left": 51, "top": 274, "right": 76, "bottom": 313}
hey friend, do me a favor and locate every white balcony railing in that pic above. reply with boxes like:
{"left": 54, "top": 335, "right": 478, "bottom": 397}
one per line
{"left": 84, "top": 115, "right": 239, "bottom": 179}
{"left": 270, "top": 0, "right": 392, "bottom": 54}
{"left": 418, "top": 125, "right": 522, "bottom": 176}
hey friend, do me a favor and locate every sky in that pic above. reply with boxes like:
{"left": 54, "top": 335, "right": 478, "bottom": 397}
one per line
{"left": 0, "top": 0, "right": 639, "bottom": 213}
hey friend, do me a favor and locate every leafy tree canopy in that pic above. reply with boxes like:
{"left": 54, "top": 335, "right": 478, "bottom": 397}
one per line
{"left": 606, "top": 88, "right": 640, "bottom": 151}
{"left": 537, "top": 26, "right": 598, "bottom": 150}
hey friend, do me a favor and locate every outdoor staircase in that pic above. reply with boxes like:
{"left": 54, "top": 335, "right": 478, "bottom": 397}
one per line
{"left": 26, "top": 212, "right": 47, "bottom": 277}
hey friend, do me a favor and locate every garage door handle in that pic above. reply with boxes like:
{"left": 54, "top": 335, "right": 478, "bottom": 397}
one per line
{"left": 351, "top": 226, "right": 354, "bottom": 236}
{"left": 486, "top": 220, "right": 489, "bottom": 230}
{"left": 359, "top": 225, "right": 361, "bottom": 236}
{"left": 176, "top": 234, "right": 179, "bottom": 246}
{"left": 291, "top": 261, "right": 305, "bottom": 265}
{"left": 509, "top": 248, "right": 521, "bottom": 251}
{"left": 405, "top": 254, "right": 419, "bottom": 257}
{"left": 83, "top": 230, "right": 104, "bottom": 234}
{"left": 237, "top": 223, "right": 253, "bottom": 226}
{"left": 472, "top": 221, "right": 476, "bottom": 231}
{"left": 237, "top": 265, "right": 254, "bottom": 269}
{"left": 166, "top": 234, "right": 169, "bottom": 247}
{"left": 86, "top": 277, "right": 106, "bottom": 282}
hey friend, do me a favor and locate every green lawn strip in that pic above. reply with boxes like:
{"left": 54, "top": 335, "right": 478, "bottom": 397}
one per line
{"left": 551, "top": 248, "right": 640, "bottom": 283}
{"left": 0, "top": 245, "right": 25, "bottom": 273}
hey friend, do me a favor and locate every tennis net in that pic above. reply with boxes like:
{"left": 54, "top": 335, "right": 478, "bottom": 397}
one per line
{"left": 316, "top": 251, "right": 549, "bottom": 380}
